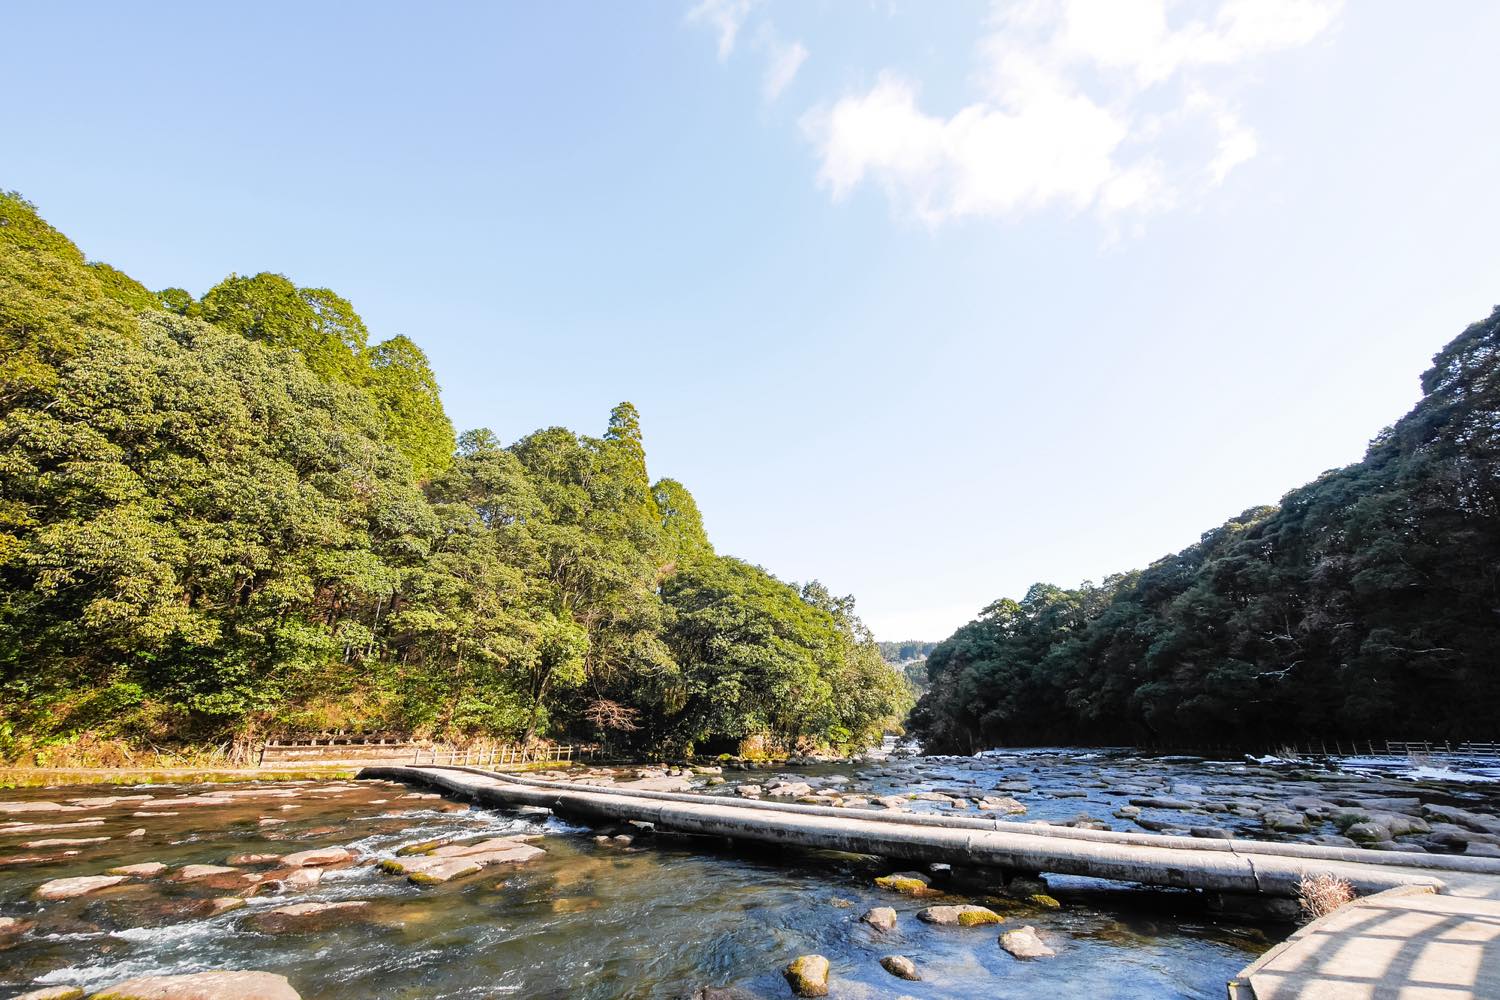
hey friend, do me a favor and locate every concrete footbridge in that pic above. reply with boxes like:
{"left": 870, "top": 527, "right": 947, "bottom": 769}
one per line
{"left": 360, "top": 764, "right": 1500, "bottom": 999}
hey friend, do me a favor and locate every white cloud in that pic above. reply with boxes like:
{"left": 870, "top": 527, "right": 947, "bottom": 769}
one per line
{"left": 687, "top": 0, "right": 758, "bottom": 61}
{"left": 802, "top": 0, "right": 1342, "bottom": 226}
{"left": 763, "top": 39, "right": 808, "bottom": 101}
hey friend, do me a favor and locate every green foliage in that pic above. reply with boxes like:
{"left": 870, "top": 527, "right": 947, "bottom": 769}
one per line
{"left": 913, "top": 307, "right": 1500, "bottom": 750}
{"left": 366, "top": 335, "right": 456, "bottom": 480}
{"left": 0, "top": 192, "right": 894, "bottom": 759}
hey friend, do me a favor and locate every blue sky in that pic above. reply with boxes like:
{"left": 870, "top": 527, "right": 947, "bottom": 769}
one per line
{"left": 6, "top": 1, "right": 1500, "bottom": 640}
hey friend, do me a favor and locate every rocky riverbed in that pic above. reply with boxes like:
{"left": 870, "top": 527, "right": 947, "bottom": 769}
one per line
{"left": 4, "top": 748, "right": 1494, "bottom": 998}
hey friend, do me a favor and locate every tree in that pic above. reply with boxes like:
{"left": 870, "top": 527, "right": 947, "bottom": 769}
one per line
{"left": 367, "top": 335, "right": 456, "bottom": 480}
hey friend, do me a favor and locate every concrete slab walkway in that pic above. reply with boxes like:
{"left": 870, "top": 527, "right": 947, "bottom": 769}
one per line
{"left": 1229, "top": 885, "right": 1500, "bottom": 999}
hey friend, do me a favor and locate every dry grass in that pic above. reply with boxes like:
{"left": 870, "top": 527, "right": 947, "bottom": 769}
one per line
{"left": 1298, "top": 872, "right": 1355, "bottom": 920}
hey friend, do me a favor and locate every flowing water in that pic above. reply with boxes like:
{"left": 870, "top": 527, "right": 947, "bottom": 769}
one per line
{"left": 7, "top": 746, "right": 1494, "bottom": 999}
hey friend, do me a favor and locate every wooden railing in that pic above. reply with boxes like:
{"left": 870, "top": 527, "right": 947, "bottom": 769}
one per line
{"left": 412, "top": 743, "right": 599, "bottom": 767}
{"left": 1257, "top": 739, "right": 1500, "bottom": 760}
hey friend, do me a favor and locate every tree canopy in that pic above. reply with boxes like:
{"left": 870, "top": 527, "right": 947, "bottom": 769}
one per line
{"left": 0, "top": 192, "right": 909, "bottom": 762}
{"left": 912, "top": 307, "right": 1500, "bottom": 752}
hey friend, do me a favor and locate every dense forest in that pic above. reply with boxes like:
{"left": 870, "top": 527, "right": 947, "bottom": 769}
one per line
{"left": 0, "top": 192, "right": 910, "bottom": 764}
{"left": 913, "top": 307, "right": 1500, "bottom": 752}
{"left": 878, "top": 640, "right": 937, "bottom": 697}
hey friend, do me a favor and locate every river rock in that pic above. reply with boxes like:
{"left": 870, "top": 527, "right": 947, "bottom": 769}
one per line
{"left": 1129, "top": 797, "right": 1196, "bottom": 810}
{"left": 14, "top": 988, "right": 85, "bottom": 1000}
{"left": 226, "top": 853, "right": 283, "bottom": 866}
{"left": 1261, "top": 811, "right": 1310, "bottom": 833}
{"left": 107, "top": 862, "right": 168, "bottom": 878}
{"left": 0, "top": 801, "right": 76, "bottom": 814}
{"left": 734, "top": 785, "right": 763, "bottom": 798}
{"left": 264, "top": 867, "right": 323, "bottom": 890}
{"left": 861, "top": 906, "right": 897, "bottom": 930}
{"left": 766, "top": 782, "right": 813, "bottom": 799}
{"left": 783, "top": 955, "right": 829, "bottom": 997}
{"left": 35, "top": 874, "right": 128, "bottom": 900}
{"left": 22, "top": 837, "right": 110, "bottom": 848}
{"left": 875, "top": 872, "right": 932, "bottom": 894}
{"left": 379, "top": 856, "right": 480, "bottom": 885}
{"left": 917, "top": 904, "right": 1003, "bottom": 927}
{"left": 426, "top": 838, "right": 536, "bottom": 859}
{"left": 89, "top": 971, "right": 301, "bottom": 1000}
{"left": 278, "top": 847, "right": 352, "bottom": 867}
{"left": 977, "top": 796, "right": 1027, "bottom": 814}
{"left": 245, "top": 901, "right": 372, "bottom": 934}
{"left": 1344, "top": 821, "right": 1390, "bottom": 844}
{"left": 1422, "top": 804, "right": 1500, "bottom": 835}
{"left": 1001, "top": 925, "right": 1056, "bottom": 959}
{"left": 880, "top": 955, "right": 920, "bottom": 981}
{"left": 175, "top": 865, "right": 240, "bottom": 881}
{"left": 1, "top": 914, "right": 35, "bottom": 940}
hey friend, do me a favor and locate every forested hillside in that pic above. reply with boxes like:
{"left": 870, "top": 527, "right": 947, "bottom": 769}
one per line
{"left": 0, "top": 192, "right": 909, "bottom": 763}
{"left": 913, "top": 307, "right": 1500, "bottom": 752}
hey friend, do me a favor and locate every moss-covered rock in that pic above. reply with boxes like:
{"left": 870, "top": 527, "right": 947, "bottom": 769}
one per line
{"left": 875, "top": 872, "right": 932, "bottom": 895}
{"left": 917, "top": 904, "right": 1003, "bottom": 927}
{"left": 783, "top": 955, "right": 829, "bottom": 997}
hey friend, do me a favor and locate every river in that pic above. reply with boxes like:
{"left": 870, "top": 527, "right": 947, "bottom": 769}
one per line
{"left": 4, "top": 747, "right": 1496, "bottom": 999}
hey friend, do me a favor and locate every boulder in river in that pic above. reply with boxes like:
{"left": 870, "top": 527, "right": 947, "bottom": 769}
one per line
{"left": 13, "top": 987, "right": 85, "bottom": 999}
{"left": 89, "top": 971, "right": 301, "bottom": 999}
{"left": 917, "top": 904, "right": 1003, "bottom": 927}
{"left": 174, "top": 864, "right": 240, "bottom": 881}
{"left": 875, "top": 872, "right": 932, "bottom": 895}
{"left": 278, "top": 847, "right": 352, "bottom": 868}
{"left": 766, "top": 782, "right": 813, "bottom": 799}
{"left": 245, "top": 901, "right": 372, "bottom": 934}
{"left": 782, "top": 955, "right": 829, "bottom": 997}
{"left": 225, "top": 853, "right": 282, "bottom": 866}
{"left": 1128, "top": 796, "right": 1196, "bottom": 810}
{"left": 263, "top": 867, "right": 323, "bottom": 890}
{"left": 35, "top": 875, "right": 128, "bottom": 900}
{"left": 880, "top": 955, "right": 920, "bottom": 980}
{"left": 861, "top": 906, "right": 897, "bottom": 930}
{"left": 1001, "top": 925, "right": 1056, "bottom": 959}
{"left": 1344, "top": 821, "right": 1390, "bottom": 844}
{"left": 106, "top": 862, "right": 167, "bottom": 878}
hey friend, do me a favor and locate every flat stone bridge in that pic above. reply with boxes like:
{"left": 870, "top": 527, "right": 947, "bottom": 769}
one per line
{"left": 360, "top": 764, "right": 1500, "bottom": 999}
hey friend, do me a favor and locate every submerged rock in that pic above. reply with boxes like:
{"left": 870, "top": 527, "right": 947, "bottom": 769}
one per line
{"left": 89, "top": 971, "right": 301, "bottom": 1000}
{"left": 35, "top": 875, "right": 128, "bottom": 900}
{"left": 174, "top": 864, "right": 240, "bottom": 881}
{"left": 1001, "top": 925, "right": 1056, "bottom": 959}
{"left": 782, "top": 955, "right": 830, "bottom": 997}
{"left": 225, "top": 853, "right": 283, "bottom": 866}
{"left": 278, "top": 847, "right": 352, "bottom": 867}
{"left": 861, "top": 906, "right": 897, "bottom": 930}
{"left": 245, "top": 901, "right": 372, "bottom": 934}
{"left": 880, "top": 955, "right": 920, "bottom": 981}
